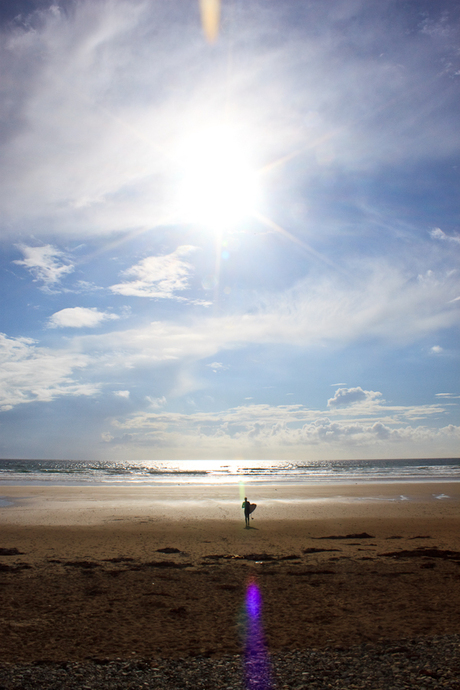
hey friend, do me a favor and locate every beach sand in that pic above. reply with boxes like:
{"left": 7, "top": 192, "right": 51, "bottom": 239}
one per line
{"left": 1, "top": 482, "right": 460, "bottom": 663}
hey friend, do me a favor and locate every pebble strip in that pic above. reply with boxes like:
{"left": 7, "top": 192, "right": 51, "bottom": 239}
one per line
{"left": 1, "top": 635, "right": 459, "bottom": 689}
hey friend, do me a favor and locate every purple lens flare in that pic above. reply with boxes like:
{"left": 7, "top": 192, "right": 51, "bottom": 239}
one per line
{"left": 244, "top": 577, "right": 272, "bottom": 690}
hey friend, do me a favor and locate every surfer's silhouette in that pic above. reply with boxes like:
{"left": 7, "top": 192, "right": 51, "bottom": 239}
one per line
{"left": 242, "top": 497, "right": 256, "bottom": 528}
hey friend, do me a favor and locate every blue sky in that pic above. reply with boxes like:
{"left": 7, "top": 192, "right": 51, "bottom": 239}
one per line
{"left": 0, "top": 0, "right": 459, "bottom": 461}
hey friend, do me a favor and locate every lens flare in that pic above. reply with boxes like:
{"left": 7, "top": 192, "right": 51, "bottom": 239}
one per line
{"left": 199, "top": 0, "right": 220, "bottom": 43}
{"left": 243, "top": 577, "right": 272, "bottom": 689}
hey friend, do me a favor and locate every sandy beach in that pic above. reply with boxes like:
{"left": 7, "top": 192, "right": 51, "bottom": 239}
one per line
{"left": 1, "top": 482, "right": 460, "bottom": 664}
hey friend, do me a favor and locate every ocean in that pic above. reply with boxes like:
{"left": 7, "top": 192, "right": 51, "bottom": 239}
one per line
{"left": 0, "top": 457, "right": 459, "bottom": 486}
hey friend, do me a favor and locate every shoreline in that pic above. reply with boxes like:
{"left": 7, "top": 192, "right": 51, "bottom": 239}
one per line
{"left": 0, "top": 480, "right": 459, "bottom": 526}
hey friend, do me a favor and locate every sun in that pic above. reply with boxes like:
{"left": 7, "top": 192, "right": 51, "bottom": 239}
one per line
{"left": 175, "top": 124, "right": 260, "bottom": 230}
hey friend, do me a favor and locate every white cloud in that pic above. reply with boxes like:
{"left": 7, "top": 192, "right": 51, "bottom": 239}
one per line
{"left": 0, "top": 333, "right": 97, "bottom": 410}
{"left": 48, "top": 307, "right": 119, "bottom": 328}
{"left": 430, "top": 345, "right": 443, "bottom": 354}
{"left": 110, "top": 246, "right": 206, "bottom": 301}
{"left": 103, "top": 399, "right": 460, "bottom": 458}
{"left": 114, "top": 390, "right": 130, "bottom": 398}
{"left": 101, "top": 432, "right": 133, "bottom": 445}
{"left": 146, "top": 396, "right": 167, "bottom": 408}
{"left": 207, "top": 362, "right": 229, "bottom": 372}
{"left": 327, "top": 387, "right": 377, "bottom": 408}
{"left": 74, "top": 280, "right": 105, "bottom": 293}
{"left": 110, "top": 398, "right": 449, "bottom": 437}
{"left": 431, "top": 228, "right": 460, "bottom": 244}
{"left": 13, "top": 244, "right": 74, "bottom": 289}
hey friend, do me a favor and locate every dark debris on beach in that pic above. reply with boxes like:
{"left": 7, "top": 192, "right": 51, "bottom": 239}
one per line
{"left": 0, "top": 635, "right": 459, "bottom": 689}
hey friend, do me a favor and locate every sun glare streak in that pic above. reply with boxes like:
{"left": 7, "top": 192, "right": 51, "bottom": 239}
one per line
{"left": 243, "top": 578, "right": 272, "bottom": 690}
{"left": 254, "top": 211, "right": 345, "bottom": 273}
{"left": 259, "top": 128, "right": 344, "bottom": 176}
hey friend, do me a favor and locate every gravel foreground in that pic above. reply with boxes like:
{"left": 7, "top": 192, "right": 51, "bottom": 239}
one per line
{"left": 1, "top": 635, "right": 460, "bottom": 690}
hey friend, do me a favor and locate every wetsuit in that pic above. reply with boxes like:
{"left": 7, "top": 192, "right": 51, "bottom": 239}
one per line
{"left": 242, "top": 499, "right": 251, "bottom": 527}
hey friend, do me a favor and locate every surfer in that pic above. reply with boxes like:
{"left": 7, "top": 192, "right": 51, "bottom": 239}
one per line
{"left": 242, "top": 497, "right": 251, "bottom": 528}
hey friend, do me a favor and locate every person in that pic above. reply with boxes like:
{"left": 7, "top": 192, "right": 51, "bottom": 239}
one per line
{"left": 242, "top": 496, "right": 251, "bottom": 528}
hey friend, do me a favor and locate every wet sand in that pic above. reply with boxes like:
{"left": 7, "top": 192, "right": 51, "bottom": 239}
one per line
{"left": 1, "top": 482, "right": 460, "bottom": 662}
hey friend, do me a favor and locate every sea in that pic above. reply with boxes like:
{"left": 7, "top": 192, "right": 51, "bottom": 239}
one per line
{"left": 0, "top": 457, "right": 459, "bottom": 487}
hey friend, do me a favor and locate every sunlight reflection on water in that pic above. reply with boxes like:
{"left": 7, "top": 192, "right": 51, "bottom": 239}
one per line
{"left": 0, "top": 458, "right": 459, "bottom": 486}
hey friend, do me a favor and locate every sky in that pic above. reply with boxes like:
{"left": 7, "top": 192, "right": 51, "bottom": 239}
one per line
{"left": 0, "top": 0, "right": 459, "bottom": 462}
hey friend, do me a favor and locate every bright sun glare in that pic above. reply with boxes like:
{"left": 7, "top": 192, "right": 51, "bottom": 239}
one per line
{"left": 176, "top": 124, "right": 260, "bottom": 230}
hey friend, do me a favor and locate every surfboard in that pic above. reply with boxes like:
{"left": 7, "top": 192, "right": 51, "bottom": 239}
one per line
{"left": 249, "top": 503, "right": 257, "bottom": 514}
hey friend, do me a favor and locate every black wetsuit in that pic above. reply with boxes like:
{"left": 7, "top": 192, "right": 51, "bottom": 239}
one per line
{"left": 242, "top": 500, "right": 251, "bottom": 526}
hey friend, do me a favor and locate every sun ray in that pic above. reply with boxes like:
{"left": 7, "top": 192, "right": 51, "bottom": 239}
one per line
{"left": 253, "top": 212, "right": 345, "bottom": 273}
